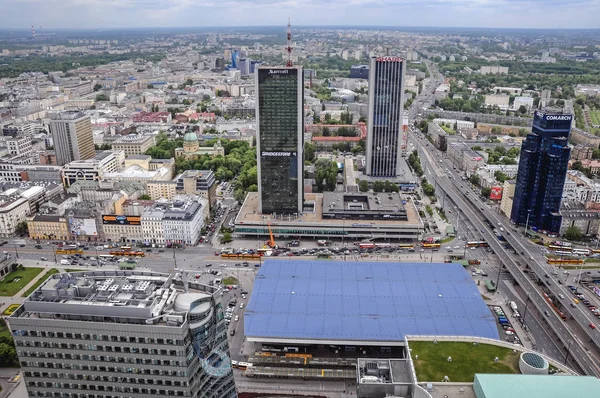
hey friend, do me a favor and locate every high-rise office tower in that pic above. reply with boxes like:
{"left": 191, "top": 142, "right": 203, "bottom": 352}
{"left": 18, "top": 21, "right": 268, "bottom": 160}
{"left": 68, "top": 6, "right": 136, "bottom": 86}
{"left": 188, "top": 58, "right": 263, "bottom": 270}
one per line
{"left": 366, "top": 56, "right": 406, "bottom": 177}
{"left": 511, "top": 111, "right": 573, "bottom": 232}
{"left": 255, "top": 65, "right": 304, "bottom": 215}
{"left": 49, "top": 111, "right": 95, "bottom": 166}
{"left": 9, "top": 270, "right": 237, "bottom": 398}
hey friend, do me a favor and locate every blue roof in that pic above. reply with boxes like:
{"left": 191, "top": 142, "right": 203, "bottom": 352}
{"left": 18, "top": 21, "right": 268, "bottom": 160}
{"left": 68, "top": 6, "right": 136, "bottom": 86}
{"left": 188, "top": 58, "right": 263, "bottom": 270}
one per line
{"left": 245, "top": 260, "right": 499, "bottom": 343}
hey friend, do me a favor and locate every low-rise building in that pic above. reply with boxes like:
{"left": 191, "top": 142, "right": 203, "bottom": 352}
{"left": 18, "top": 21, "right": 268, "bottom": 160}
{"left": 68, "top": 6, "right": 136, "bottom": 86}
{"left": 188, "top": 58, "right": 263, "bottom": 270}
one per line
{"left": 111, "top": 134, "right": 155, "bottom": 156}
{"left": 427, "top": 122, "right": 448, "bottom": 151}
{"left": 147, "top": 180, "right": 177, "bottom": 200}
{"left": 570, "top": 128, "right": 600, "bottom": 147}
{"left": 558, "top": 201, "right": 600, "bottom": 236}
{"left": 484, "top": 94, "right": 510, "bottom": 110}
{"left": 26, "top": 215, "right": 70, "bottom": 240}
{"left": 141, "top": 196, "right": 208, "bottom": 246}
{"left": 175, "top": 170, "right": 217, "bottom": 209}
{"left": 101, "top": 214, "right": 144, "bottom": 244}
{"left": 0, "top": 198, "right": 29, "bottom": 237}
{"left": 500, "top": 180, "right": 516, "bottom": 217}
{"left": 61, "top": 151, "right": 120, "bottom": 187}
{"left": 571, "top": 144, "right": 595, "bottom": 160}
{"left": 6, "top": 135, "right": 32, "bottom": 156}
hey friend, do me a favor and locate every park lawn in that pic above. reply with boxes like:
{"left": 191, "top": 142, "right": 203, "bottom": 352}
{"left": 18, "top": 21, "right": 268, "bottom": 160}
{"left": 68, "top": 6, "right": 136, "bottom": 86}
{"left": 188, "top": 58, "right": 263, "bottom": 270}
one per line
{"left": 410, "top": 341, "right": 519, "bottom": 382}
{"left": 0, "top": 267, "right": 43, "bottom": 297}
{"left": 22, "top": 268, "right": 59, "bottom": 297}
{"left": 222, "top": 277, "right": 239, "bottom": 285}
{"left": 590, "top": 110, "right": 600, "bottom": 126}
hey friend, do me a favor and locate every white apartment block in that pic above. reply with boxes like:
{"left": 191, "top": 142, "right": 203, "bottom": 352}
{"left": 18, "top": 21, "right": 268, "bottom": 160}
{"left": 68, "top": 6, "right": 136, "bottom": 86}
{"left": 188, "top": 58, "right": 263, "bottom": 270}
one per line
{"left": 6, "top": 135, "right": 32, "bottom": 155}
{"left": 432, "top": 118, "right": 475, "bottom": 130}
{"left": 484, "top": 94, "right": 510, "bottom": 110}
{"left": 0, "top": 198, "right": 30, "bottom": 237}
{"left": 141, "top": 197, "right": 208, "bottom": 246}
{"left": 513, "top": 96, "right": 534, "bottom": 112}
{"left": 480, "top": 66, "right": 509, "bottom": 75}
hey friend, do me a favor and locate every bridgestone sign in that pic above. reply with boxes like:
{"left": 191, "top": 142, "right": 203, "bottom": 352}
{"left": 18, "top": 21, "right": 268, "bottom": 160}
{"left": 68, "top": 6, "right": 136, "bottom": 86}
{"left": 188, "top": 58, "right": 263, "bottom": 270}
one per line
{"left": 261, "top": 151, "right": 296, "bottom": 157}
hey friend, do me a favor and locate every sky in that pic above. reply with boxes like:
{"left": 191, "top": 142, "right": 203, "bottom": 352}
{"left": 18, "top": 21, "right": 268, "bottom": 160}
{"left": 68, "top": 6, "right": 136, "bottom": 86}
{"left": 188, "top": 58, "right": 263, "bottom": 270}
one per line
{"left": 2, "top": 0, "right": 600, "bottom": 30}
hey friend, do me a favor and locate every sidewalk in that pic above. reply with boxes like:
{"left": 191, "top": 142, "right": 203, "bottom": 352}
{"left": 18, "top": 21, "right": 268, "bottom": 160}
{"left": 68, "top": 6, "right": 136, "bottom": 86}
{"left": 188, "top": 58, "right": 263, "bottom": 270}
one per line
{"left": 474, "top": 278, "right": 536, "bottom": 350}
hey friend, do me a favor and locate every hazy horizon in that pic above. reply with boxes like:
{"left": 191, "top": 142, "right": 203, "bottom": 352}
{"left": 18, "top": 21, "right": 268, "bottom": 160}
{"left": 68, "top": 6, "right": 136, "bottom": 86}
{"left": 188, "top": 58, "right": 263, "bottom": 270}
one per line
{"left": 3, "top": 0, "right": 600, "bottom": 30}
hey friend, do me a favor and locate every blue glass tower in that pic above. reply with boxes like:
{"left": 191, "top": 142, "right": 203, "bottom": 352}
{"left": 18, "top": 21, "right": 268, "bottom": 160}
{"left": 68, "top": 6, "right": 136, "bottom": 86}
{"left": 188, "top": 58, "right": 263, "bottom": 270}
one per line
{"left": 511, "top": 111, "right": 572, "bottom": 232}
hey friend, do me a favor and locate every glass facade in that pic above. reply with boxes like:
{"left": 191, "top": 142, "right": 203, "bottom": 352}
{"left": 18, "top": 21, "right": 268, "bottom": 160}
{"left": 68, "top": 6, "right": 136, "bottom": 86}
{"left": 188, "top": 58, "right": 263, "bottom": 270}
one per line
{"left": 367, "top": 57, "right": 405, "bottom": 177}
{"left": 256, "top": 67, "right": 304, "bottom": 214}
{"left": 511, "top": 112, "right": 572, "bottom": 232}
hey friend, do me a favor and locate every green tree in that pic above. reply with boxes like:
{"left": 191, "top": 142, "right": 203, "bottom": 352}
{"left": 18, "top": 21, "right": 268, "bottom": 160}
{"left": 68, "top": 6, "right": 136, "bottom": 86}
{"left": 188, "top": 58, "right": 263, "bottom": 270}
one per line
{"left": 314, "top": 159, "right": 338, "bottom": 192}
{"left": 494, "top": 171, "right": 509, "bottom": 183}
{"left": 518, "top": 105, "right": 528, "bottom": 114}
{"left": 322, "top": 127, "right": 331, "bottom": 137}
{"left": 0, "top": 343, "right": 17, "bottom": 367}
{"left": 95, "top": 94, "right": 108, "bottom": 102}
{"left": 202, "top": 94, "right": 211, "bottom": 102}
{"left": 304, "top": 142, "right": 316, "bottom": 162}
{"left": 359, "top": 116, "right": 367, "bottom": 123}
{"left": 221, "top": 231, "right": 233, "bottom": 244}
{"left": 139, "top": 194, "right": 151, "bottom": 200}
{"left": 373, "top": 180, "right": 385, "bottom": 193}
{"left": 471, "top": 145, "right": 483, "bottom": 151}
{"left": 469, "top": 174, "right": 481, "bottom": 186}
{"left": 593, "top": 149, "right": 600, "bottom": 160}
{"left": 16, "top": 221, "right": 28, "bottom": 236}
{"left": 358, "top": 180, "right": 369, "bottom": 192}
{"left": 481, "top": 187, "right": 492, "bottom": 198}
{"left": 93, "top": 83, "right": 102, "bottom": 91}
{"left": 563, "top": 225, "right": 583, "bottom": 241}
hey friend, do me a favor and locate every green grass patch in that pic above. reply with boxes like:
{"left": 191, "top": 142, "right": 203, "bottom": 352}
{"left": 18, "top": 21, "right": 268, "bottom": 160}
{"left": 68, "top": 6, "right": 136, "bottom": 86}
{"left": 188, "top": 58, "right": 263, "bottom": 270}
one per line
{"left": 222, "top": 277, "right": 239, "bottom": 286}
{"left": 585, "top": 258, "right": 600, "bottom": 263}
{"left": 0, "top": 267, "right": 43, "bottom": 296}
{"left": 440, "top": 236, "right": 455, "bottom": 244}
{"left": 410, "top": 341, "right": 519, "bottom": 382}
{"left": 2, "top": 304, "right": 20, "bottom": 316}
{"left": 22, "top": 268, "right": 59, "bottom": 297}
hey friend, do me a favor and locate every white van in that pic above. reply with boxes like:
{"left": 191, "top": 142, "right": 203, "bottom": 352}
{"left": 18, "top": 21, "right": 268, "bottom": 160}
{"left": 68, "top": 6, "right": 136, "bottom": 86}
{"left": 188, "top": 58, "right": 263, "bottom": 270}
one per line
{"left": 60, "top": 259, "right": 70, "bottom": 265}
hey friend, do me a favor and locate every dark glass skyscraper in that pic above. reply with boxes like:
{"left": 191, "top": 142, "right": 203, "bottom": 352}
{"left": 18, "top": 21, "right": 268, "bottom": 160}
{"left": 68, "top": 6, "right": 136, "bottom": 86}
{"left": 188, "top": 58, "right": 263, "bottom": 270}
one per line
{"left": 511, "top": 111, "right": 573, "bottom": 232}
{"left": 366, "top": 56, "right": 405, "bottom": 177}
{"left": 256, "top": 66, "right": 304, "bottom": 214}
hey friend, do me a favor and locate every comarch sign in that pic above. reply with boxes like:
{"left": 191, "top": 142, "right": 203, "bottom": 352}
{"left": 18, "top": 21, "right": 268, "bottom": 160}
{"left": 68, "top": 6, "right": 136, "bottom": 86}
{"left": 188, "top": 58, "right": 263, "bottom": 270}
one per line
{"left": 268, "top": 69, "right": 289, "bottom": 75}
{"left": 545, "top": 115, "right": 572, "bottom": 121}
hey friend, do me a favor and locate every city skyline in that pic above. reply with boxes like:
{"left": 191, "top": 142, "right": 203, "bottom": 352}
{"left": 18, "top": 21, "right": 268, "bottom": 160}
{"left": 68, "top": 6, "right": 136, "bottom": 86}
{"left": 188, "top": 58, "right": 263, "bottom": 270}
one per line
{"left": 2, "top": 0, "right": 600, "bottom": 30}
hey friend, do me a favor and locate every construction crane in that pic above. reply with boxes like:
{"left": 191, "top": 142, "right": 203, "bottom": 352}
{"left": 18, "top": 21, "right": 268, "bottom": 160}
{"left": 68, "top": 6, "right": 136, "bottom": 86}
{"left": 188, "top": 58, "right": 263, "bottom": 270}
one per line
{"left": 266, "top": 223, "right": 277, "bottom": 249}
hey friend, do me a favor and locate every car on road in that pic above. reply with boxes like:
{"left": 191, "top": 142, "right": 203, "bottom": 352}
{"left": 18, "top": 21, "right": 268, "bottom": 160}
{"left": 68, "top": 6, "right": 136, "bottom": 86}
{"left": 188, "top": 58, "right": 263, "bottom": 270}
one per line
{"left": 559, "top": 294, "right": 565, "bottom": 299}
{"left": 240, "top": 303, "right": 244, "bottom": 309}
{"left": 35, "top": 245, "right": 42, "bottom": 249}
{"left": 234, "top": 315, "right": 239, "bottom": 322}
{"left": 19, "top": 244, "right": 25, "bottom": 247}
{"left": 590, "top": 323, "right": 596, "bottom": 330}
{"left": 40, "top": 257, "right": 47, "bottom": 261}
{"left": 220, "top": 263, "right": 227, "bottom": 267}
{"left": 205, "top": 263, "right": 212, "bottom": 267}
{"left": 230, "top": 329, "right": 235, "bottom": 336}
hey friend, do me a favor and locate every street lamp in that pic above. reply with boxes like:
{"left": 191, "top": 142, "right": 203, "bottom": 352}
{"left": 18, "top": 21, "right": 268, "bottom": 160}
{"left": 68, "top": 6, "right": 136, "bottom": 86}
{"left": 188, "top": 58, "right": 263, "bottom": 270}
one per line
{"left": 524, "top": 210, "right": 532, "bottom": 238}
{"left": 564, "top": 339, "right": 573, "bottom": 365}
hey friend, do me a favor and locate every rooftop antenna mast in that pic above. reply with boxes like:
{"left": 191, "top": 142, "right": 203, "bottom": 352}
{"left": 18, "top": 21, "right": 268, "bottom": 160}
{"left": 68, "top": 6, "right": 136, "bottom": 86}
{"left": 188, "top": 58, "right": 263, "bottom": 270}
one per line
{"left": 31, "top": 25, "right": 36, "bottom": 39}
{"left": 286, "top": 18, "right": 293, "bottom": 67}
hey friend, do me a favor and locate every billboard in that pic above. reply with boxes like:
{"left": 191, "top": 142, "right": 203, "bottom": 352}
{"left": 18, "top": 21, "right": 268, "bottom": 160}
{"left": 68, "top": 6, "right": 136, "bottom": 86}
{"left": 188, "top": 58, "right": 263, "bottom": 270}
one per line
{"left": 490, "top": 186, "right": 503, "bottom": 200}
{"left": 102, "top": 215, "right": 141, "bottom": 225}
{"left": 69, "top": 218, "right": 98, "bottom": 236}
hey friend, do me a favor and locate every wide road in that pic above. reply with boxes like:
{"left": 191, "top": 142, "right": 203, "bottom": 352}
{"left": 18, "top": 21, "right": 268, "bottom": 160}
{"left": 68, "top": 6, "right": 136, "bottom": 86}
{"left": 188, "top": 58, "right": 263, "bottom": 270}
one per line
{"left": 409, "top": 132, "right": 600, "bottom": 376}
